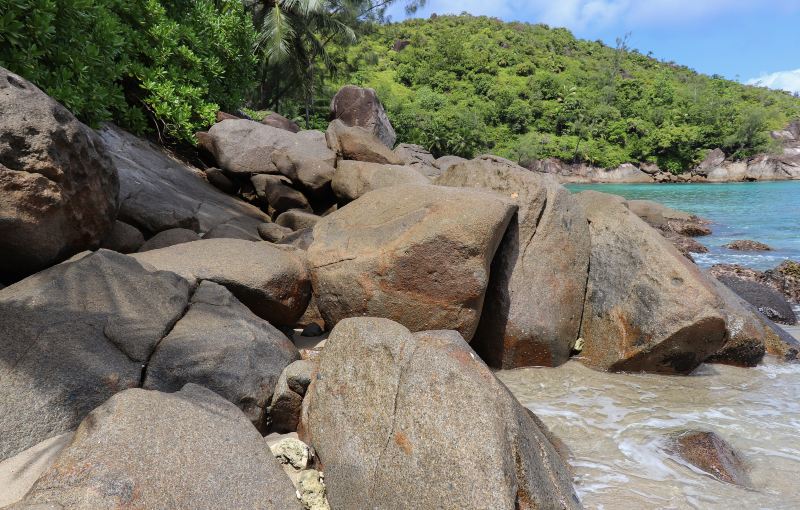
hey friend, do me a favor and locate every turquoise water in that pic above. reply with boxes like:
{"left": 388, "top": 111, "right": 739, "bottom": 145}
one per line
{"left": 568, "top": 181, "right": 800, "bottom": 271}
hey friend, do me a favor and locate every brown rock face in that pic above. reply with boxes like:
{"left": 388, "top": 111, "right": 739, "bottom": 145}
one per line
{"left": 724, "top": 239, "right": 773, "bottom": 251}
{"left": 308, "top": 184, "right": 516, "bottom": 340}
{"left": 575, "top": 191, "right": 727, "bottom": 374}
{"left": 330, "top": 85, "right": 396, "bottom": 148}
{"left": 666, "top": 430, "right": 751, "bottom": 487}
{"left": 300, "top": 318, "right": 581, "bottom": 510}
{"left": 437, "top": 155, "right": 590, "bottom": 368}
{"left": 332, "top": 160, "right": 430, "bottom": 203}
{"left": 325, "top": 119, "right": 403, "bottom": 164}
{"left": 262, "top": 112, "right": 300, "bottom": 133}
{"left": 0, "top": 67, "right": 119, "bottom": 276}
{"left": 17, "top": 385, "right": 301, "bottom": 509}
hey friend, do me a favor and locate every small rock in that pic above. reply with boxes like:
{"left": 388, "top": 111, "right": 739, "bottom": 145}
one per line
{"left": 666, "top": 430, "right": 751, "bottom": 487}
{"left": 204, "top": 222, "right": 260, "bottom": 241}
{"left": 271, "top": 437, "right": 312, "bottom": 470}
{"left": 252, "top": 174, "right": 312, "bottom": 214}
{"left": 725, "top": 240, "right": 773, "bottom": 251}
{"left": 296, "top": 469, "right": 331, "bottom": 510}
{"left": 263, "top": 112, "right": 301, "bottom": 133}
{"left": 259, "top": 222, "right": 293, "bottom": 242}
{"left": 301, "top": 323, "right": 324, "bottom": 337}
{"left": 100, "top": 220, "right": 145, "bottom": 253}
{"left": 268, "top": 360, "right": 314, "bottom": 433}
{"left": 277, "top": 210, "right": 322, "bottom": 231}
{"left": 717, "top": 275, "right": 797, "bottom": 325}
{"left": 205, "top": 167, "right": 236, "bottom": 194}
{"left": 138, "top": 228, "right": 201, "bottom": 252}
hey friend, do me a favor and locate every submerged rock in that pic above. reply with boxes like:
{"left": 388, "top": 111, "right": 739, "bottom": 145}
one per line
{"left": 437, "top": 155, "right": 590, "bottom": 368}
{"left": 0, "top": 67, "right": 118, "bottom": 277}
{"left": 300, "top": 318, "right": 581, "bottom": 509}
{"left": 666, "top": 430, "right": 751, "bottom": 487}
{"left": 724, "top": 240, "right": 773, "bottom": 251}
{"left": 716, "top": 275, "right": 797, "bottom": 325}
{"left": 308, "top": 184, "right": 516, "bottom": 340}
{"left": 575, "top": 191, "right": 726, "bottom": 374}
{"left": 16, "top": 385, "right": 301, "bottom": 509}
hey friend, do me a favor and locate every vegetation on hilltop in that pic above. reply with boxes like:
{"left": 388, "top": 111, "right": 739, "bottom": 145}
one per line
{"left": 324, "top": 15, "right": 800, "bottom": 171}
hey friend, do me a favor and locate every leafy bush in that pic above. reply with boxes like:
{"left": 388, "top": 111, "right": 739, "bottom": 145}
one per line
{"left": 0, "top": 0, "right": 256, "bottom": 144}
{"left": 328, "top": 14, "right": 800, "bottom": 170}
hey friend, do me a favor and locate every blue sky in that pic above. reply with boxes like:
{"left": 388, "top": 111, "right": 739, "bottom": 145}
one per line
{"left": 386, "top": 0, "right": 800, "bottom": 93}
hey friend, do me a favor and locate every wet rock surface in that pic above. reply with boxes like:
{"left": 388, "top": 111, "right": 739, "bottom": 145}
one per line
{"left": 665, "top": 430, "right": 752, "bottom": 487}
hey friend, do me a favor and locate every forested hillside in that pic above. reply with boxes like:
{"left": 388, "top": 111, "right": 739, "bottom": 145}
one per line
{"left": 328, "top": 15, "right": 800, "bottom": 171}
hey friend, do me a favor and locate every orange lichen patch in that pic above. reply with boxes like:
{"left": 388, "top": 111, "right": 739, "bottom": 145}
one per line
{"left": 394, "top": 431, "right": 413, "bottom": 455}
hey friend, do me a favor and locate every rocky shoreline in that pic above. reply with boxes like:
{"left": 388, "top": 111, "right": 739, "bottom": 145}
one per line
{"left": 2, "top": 70, "right": 800, "bottom": 508}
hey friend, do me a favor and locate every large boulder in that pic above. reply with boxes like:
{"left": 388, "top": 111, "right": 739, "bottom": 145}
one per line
{"left": 325, "top": 119, "right": 403, "bottom": 164}
{"left": 330, "top": 85, "right": 396, "bottom": 148}
{"left": 133, "top": 239, "right": 311, "bottom": 326}
{"left": 393, "top": 143, "right": 440, "bottom": 177}
{"left": 98, "top": 124, "right": 268, "bottom": 235}
{"left": 574, "top": 191, "right": 727, "bottom": 374}
{"left": 144, "top": 281, "right": 299, "bottom": 430}
{"left": 0, "top": 67, "right": 119, "bottom": 276}
{"left": 716, "top": 275, "right": 797, "bottom": 325}
{"left": 437, "top": 155, "right": 590, "bottom": 368}
{"left": 332, "top": 160, "right": 430, "bottom": 202}
{"left": 0, "top": 250, "right": 190, "bottom": 460}
{"left": 207, "top": 119, "right": 335, "bottom": 175}
{"left": 100, "top": 220, "right": 144, "bottom": 253}
{"left": 272, "top": 150, "right": 335, "bottom": 197}
{"left": 16, "top": 385, "right": 301, "bottom": 509}
{"left": 308, "top": 184, "right": 516, "bottom": 340}
{"left": 299, "top": 318, "right": 581, "bottom": 510}
{"left": 710, "top": 262, "right": 800, "bottom": 307}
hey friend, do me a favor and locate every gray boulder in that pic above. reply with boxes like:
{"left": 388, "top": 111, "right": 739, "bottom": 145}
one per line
{"left": 137, "top": 227, "right": 201, "bottom": 252}
{"left": 437, "top": 155, "right": 590, "bottom": 368}
{"left": 144, "top": 281, "right": 299, "bottom": 430}
{"left": 133, "top": 239, "right": 311, "bottom": 326}
{"left": 308, "top": 184, "right": 516, "bottom": 340}
{"left": 325, "top": 119, "right": 403, "bottom": 164}
{"left": 251, "top": 173, "right": 312, "bottom": 214}
{"left": 393, "top": 143, "right": 440, "bottom": 177}
{"left": 575, "top": 191, "right": 726, "bottom": 374}
{"left": 258, "top": 222, "right": 293, "bottom": 242}
{"left": 98, "top": 124, "right": 268, "bottom": 235}
{"left": 272, "top": 150, "right": 335, "bottom": 197}
{"left": 268, "top": 359, "right": 314, "bottom": 433}
{"left": 300, "top": 318, "right": 580, "bottom": 510}
{"left": 100, "top": 220, "right": 144, "bottom": 253}
{"left": 204, "top": 167, "right": 236, "bottom": 194}
{"left": 332, "top": 160, "right": 429, "bottom": 202}
{"left": 0, "top": 250, "right": 190, "bottom": 460}
{"left": 694, "top": 148, "right": 726, "bottom": 176}
{"left": 207, "top": 119, "right": 335, "bottom": 175}
{"left": 434, "top": 155, "right": 467, "bottom": 173}
{"left": 330, "top": 85, "right": 396, "bottom": 148}
{"left": 0, "top": 67, "right": 119, "bottom": 276}
{"left": 16, "top": 384, "right": 301, "bottom": 509}
{"left": 276, "top": 210, "right": 321, "bottom": 231}
{"left": 717, "top": 275, "right": 797, "bottom": 325}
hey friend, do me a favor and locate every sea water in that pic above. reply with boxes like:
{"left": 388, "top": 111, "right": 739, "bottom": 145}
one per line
{"left": 567, "top": 181, "right": 800, "bottom": 270}
{"left": 501, "top": 360, "right": 800, "bottom": 509}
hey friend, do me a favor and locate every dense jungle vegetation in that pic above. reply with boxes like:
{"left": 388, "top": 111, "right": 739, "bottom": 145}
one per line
{"left": 2, "top": 3, "right": 799, "bottom": 171}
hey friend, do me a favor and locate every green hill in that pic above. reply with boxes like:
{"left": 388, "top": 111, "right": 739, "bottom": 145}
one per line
{"left": 328, "top": 14, "right": 800, "bottom": 172}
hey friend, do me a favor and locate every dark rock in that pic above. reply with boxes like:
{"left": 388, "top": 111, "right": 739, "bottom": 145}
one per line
{"left": 663, "top": 220, "right": 712, "bottom": 237}
{"left": 277, "top": 227, "right": 314, "bottom": 250}
{"left": 267, "top": 360, "right": 314, "bottom": 433}
{"left": 392, "top": 39, "right": 411, "bottom": 51}
{"left": 666, "top": 430, "right": 751, "bottom": 487}
{"left": 308, "top": 184, "right": 516, "bottom": 340}
{"left": 332, "top": 160, "right": 429, "bottom": 202}
{"left": 100, "top": 220, "right": 144, "bottom": 253}
{"left": 724, "top": 240, "right": 773, "bottom": 251}
{"left": 710, "top": 262, "right": 800, "bottom": 306}
{"left": 204, "top": 222, "right": 260, "bottom": 241}
{"left": 0, "top": 67, "right": 119, "bottom": 276}
{"left": 258, "top": 222, "right": 292, "bottom": 242}
{"left": 716, "top": 276, "right": 797, "bottom": 325}
{"left": 16, "top": 384, "right": 301, "bottom": 508}
{"left": 659, "top": 230, "right": 708, "bottom": 260}
{"left": 262, "top": 112, "right": 300, "bottom": 133}
{"left": 276, "top": 210, "right": 321, "bottom": 231}
{"left": 133, "top": 239, "right": 311, "bottom": 326}
{"left": 205, "top": 167, "right": 236, "bottom": 194}
{"left": 98, "top": 124, "right": 268, "bottom": 235}
{"left": 0, "top": 250, "right": 190, "bottom": 460}
{"left": 301, "top": 323, "right": 323, "bottom": 337}
{"left": 330, "top": 85, "right": 396, "bottom": 148}
{"left": 144, "top": 281, "right": 299, "bottom": 431}
{"left": 325, "top": 119, "right": 403, "bottom": 164}
{"left": 299, "top": 318, "right": 580, "bottom": 509}
{"left": 436, "top": 155, "right": 590, "bottom": 368}
{"left": 207, "top": 119, "right": 334, "bottom": 175}
{"left": 251, "top": 174, "right": 311, "bottom": 214}
{"left": 137, "top": 228, "right": 201, "bottom": 252}
{"left": 574, "top": 191, "right": 726, "bottom": 374}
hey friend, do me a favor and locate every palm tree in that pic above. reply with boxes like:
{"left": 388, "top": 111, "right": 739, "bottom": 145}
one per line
{"left": 250, "top": 0, "right": 425, "bottom": 126}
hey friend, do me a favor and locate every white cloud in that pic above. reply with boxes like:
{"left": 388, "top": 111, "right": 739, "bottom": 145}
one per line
{"left": 747, "top": 69, "right": 800, "bottom": 94}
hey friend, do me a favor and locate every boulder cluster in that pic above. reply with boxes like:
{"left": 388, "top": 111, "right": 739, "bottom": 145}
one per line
{"left": 1, "top": 66, "right": 798, "bottom": 508}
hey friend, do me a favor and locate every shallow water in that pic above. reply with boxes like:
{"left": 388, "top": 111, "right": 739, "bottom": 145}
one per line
{"left": 500, "top": 359, "right": 800, "bottom": 509}
{"left": 567, "top": 181, "right": 800, "bottom": 270}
